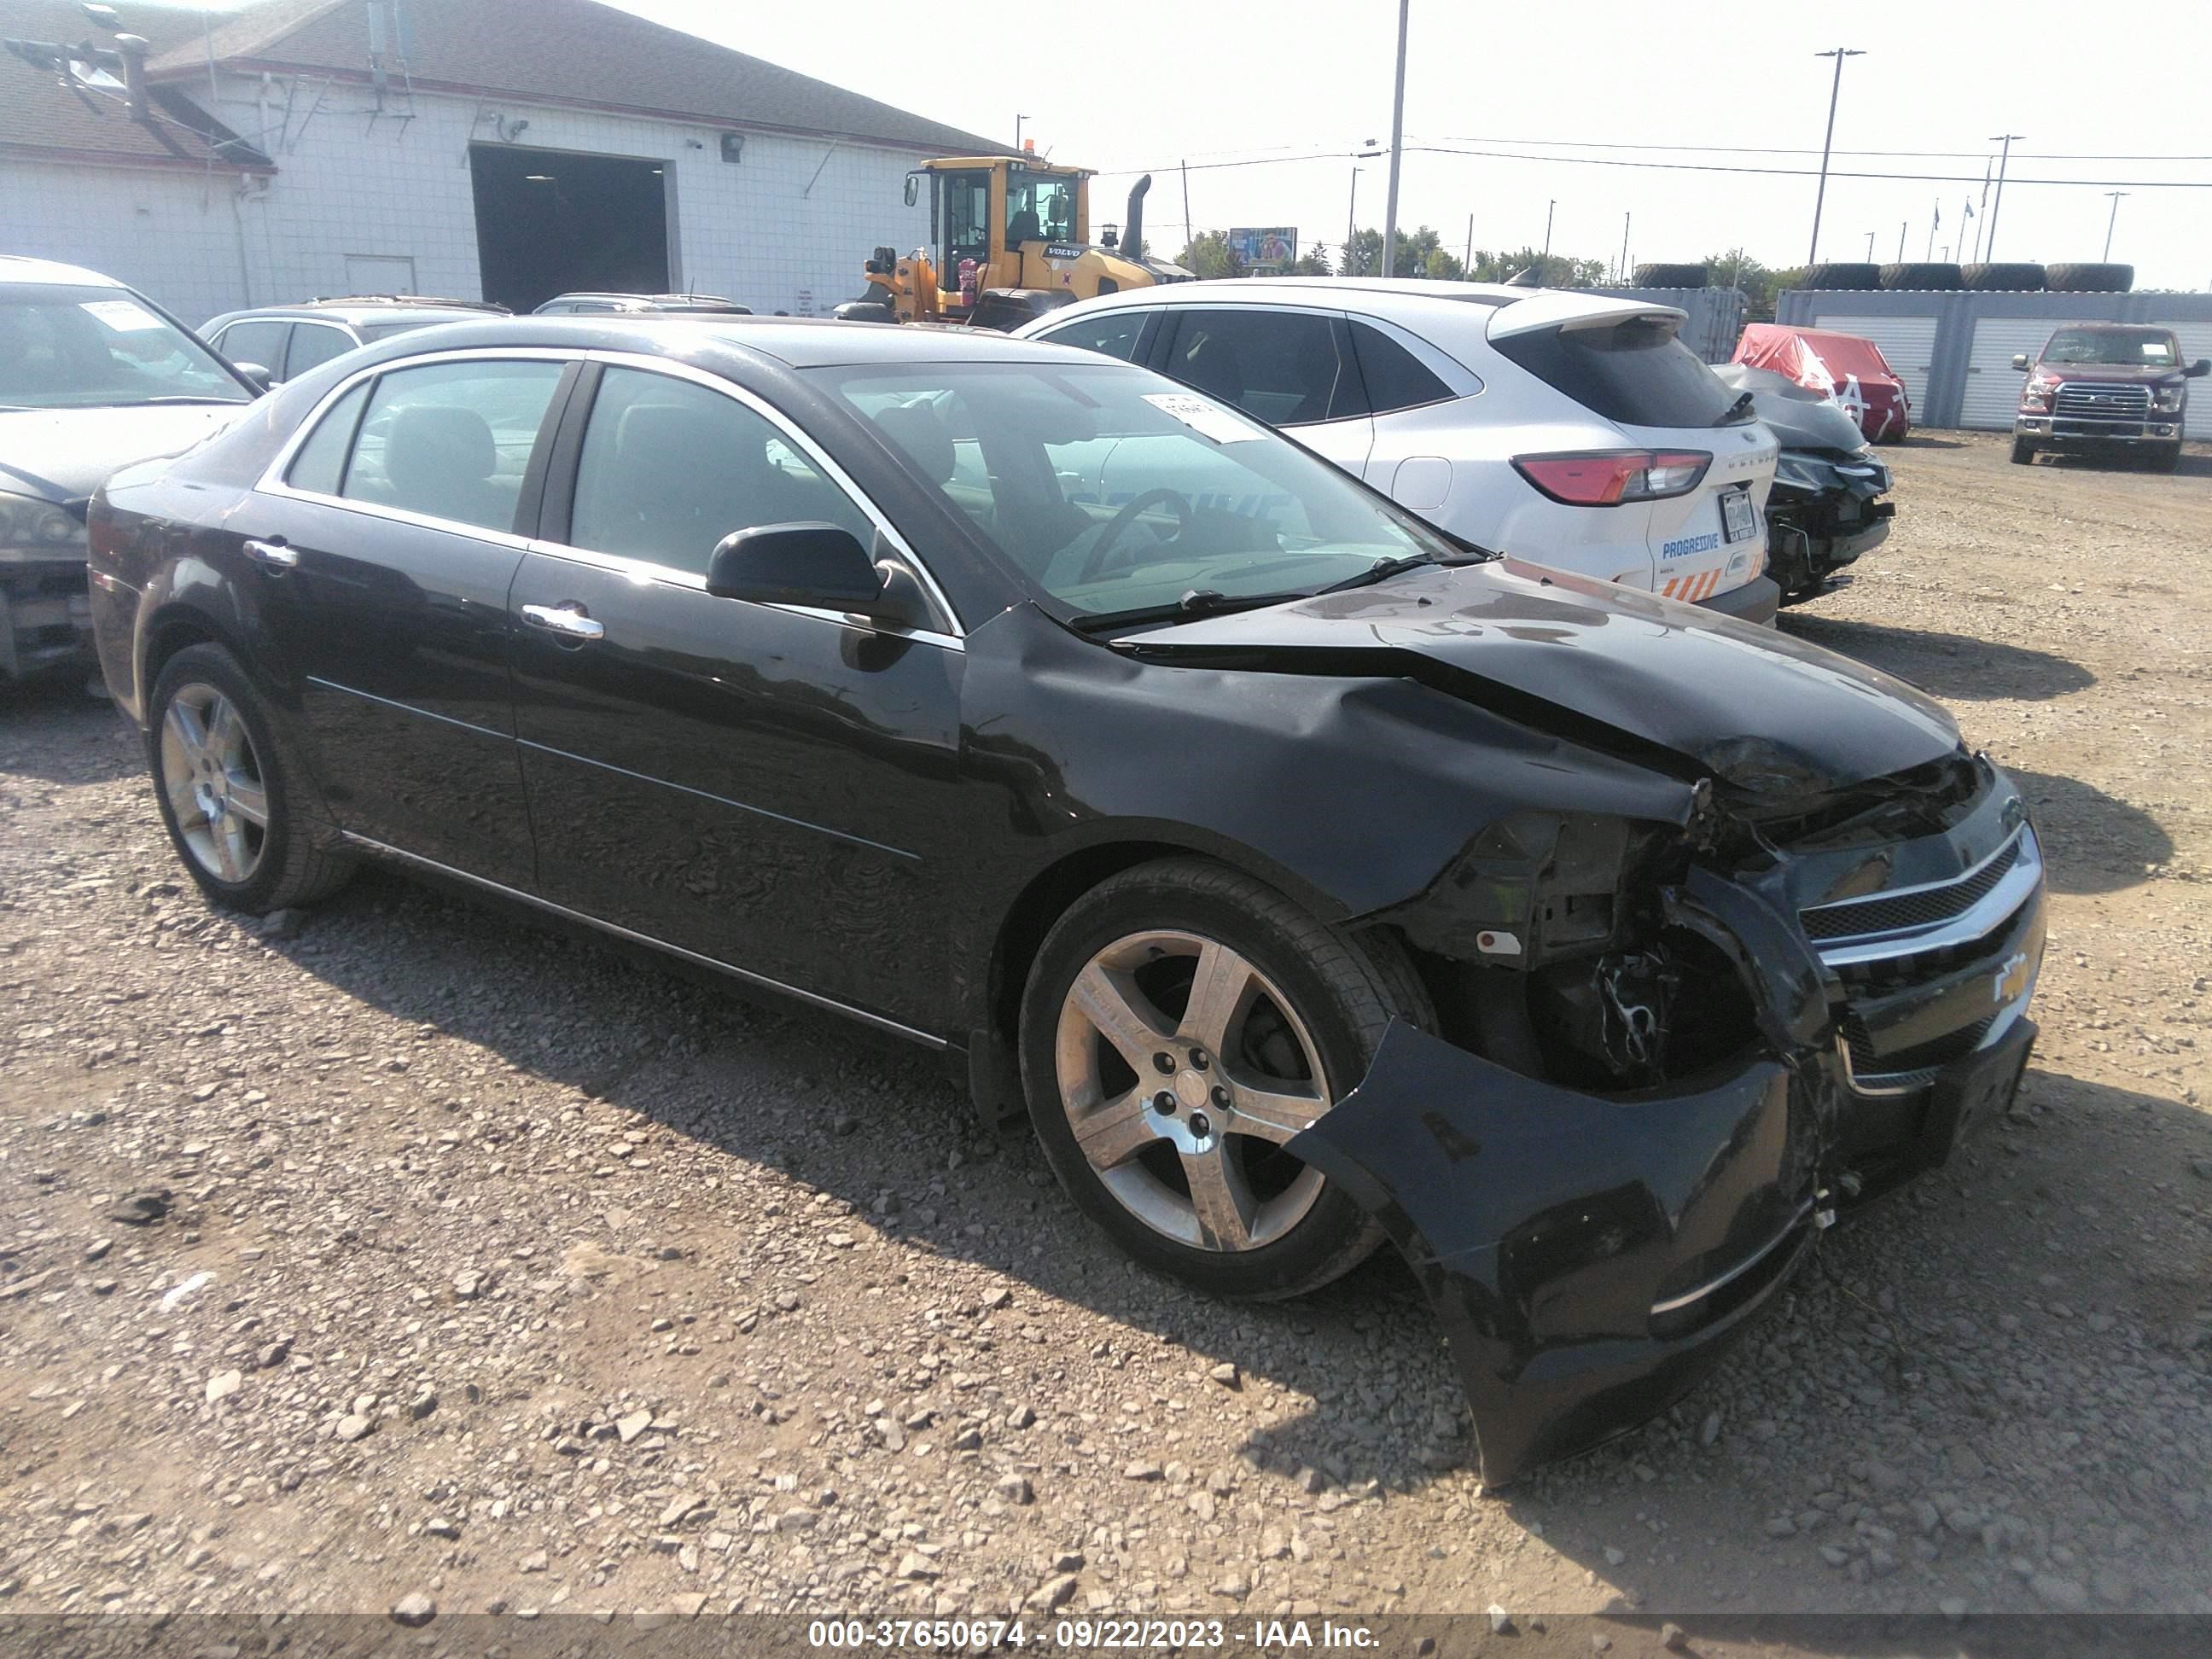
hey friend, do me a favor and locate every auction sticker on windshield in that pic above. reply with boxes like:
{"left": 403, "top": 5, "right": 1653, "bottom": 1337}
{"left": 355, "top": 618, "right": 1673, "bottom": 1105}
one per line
{"left": 80, "top": 299, "right": 166, "bottom": 333}
{"left": 1144, "top": 393, "right": 1263, "bottom": 444}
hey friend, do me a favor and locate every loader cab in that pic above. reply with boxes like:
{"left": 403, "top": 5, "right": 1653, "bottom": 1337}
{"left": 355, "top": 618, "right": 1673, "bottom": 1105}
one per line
{"left": 907, "top": 157, "right": 1090, "bottom": 301}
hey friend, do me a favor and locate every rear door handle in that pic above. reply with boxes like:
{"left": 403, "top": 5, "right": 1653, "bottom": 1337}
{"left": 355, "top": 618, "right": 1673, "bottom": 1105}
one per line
{"left": 243, "top": 538, "right": 298, "bottom": 572}
{"left": 521, "top": 602, "right": 605, "bottom": 643}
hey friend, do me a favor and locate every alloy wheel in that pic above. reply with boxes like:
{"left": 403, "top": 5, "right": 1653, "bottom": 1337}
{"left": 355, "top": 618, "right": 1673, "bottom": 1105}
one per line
{"left": 158, "top": 683, "right": 269, "bottom": 884}
{"left": 1053, "top": 929, "right": 1335, "bottom": 1252}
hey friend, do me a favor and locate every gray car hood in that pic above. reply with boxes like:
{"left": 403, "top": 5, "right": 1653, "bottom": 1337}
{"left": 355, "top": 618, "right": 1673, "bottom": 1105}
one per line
{"left": 0, "top": 403, "right": 249, "bottom": 506}
{"left": 1112, "top": 558, "right": 1962, "bottom": 796}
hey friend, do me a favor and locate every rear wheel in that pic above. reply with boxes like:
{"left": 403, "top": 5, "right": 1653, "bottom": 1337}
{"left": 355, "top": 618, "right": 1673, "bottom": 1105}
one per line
{"left": 148, "top": 643, "right": 353, "bottom": 912}
{"left": 1019, "top": 858, "right": 1431, "bottom": 1301}
{"left": 2010, "top": 438, "right": 2037, "bottom": 466}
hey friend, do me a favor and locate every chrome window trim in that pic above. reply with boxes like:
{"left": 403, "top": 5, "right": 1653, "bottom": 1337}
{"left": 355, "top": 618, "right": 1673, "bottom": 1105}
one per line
{"left": 337, "top": 832, "right": 945, "bottom": 1050}
{"left": 250, "top": 345, "right": 966, "bottom": 642}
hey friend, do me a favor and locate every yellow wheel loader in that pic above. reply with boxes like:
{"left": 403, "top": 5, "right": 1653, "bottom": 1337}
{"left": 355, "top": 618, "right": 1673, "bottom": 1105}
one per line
{"left": 833, "top": 156, "right": 1190, "bottom": 329}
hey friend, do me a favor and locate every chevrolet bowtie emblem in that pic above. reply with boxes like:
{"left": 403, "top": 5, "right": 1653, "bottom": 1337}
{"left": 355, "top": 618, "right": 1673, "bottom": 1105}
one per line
{"left": 1994, "top": 951, "right": 2032, "bottom": 1005}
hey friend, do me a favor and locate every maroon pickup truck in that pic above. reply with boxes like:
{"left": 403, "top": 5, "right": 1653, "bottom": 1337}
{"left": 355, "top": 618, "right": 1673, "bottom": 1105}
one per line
{"left": 2011, "top": 323, "right": 2208, "bottom": 469}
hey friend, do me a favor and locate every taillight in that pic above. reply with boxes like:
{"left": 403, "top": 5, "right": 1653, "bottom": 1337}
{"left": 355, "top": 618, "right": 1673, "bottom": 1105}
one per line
{"left": 1511, "top": 450, "right": 1712, "bottom": 506}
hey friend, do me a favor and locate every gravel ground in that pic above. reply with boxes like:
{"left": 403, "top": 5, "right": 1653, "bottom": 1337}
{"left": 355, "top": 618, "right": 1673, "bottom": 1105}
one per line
{"left": 3, "top": 430, "right": 2209, "bottom": 1627}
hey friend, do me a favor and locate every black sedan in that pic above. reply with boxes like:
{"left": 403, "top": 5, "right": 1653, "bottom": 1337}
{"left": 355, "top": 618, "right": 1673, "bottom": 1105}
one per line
{"left": 86, "top": 318, "right": 2046, "bottom": 1485}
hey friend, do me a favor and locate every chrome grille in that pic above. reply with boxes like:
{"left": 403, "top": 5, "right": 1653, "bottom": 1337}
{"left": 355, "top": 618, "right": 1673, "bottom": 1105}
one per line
{"left": 2054, "top": 382, "right": 2150, "bottom": 419}
{"left": 1802, "top": 837, "right": 2021, "bottom": 942}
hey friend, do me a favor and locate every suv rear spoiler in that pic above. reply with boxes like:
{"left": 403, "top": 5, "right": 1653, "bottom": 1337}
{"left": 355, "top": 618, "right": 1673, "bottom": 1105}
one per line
{"left": 1488, "top": 294, "right": 1687, "bottom": 341}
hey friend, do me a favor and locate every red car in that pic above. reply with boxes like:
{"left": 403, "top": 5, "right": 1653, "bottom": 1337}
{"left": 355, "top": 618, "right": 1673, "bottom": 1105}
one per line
{"left": 1733, "top": 323, "right": 1911, "bottom": 444}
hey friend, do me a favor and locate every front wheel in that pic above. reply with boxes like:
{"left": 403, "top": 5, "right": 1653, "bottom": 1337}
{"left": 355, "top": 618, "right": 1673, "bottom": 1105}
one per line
{"left": 2010, "top": 437, "right": 2036, "bottom": 465}
{"left": 147, "top": 643, "right": 354, "bottom": 912}
{"left": 1019, "top": 858, "right": 1432, "bottom": 1301}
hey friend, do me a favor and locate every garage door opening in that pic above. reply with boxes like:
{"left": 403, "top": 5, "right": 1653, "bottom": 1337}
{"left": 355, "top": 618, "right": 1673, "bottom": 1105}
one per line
{"left": 469, "top": 143, "right": 670, "bottom": 314}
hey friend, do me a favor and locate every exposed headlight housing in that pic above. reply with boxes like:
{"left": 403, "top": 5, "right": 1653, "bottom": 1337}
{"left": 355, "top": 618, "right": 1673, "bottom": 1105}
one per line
{"left": 2020, "top": 373, "right": 2058, "bottom": 411}
{"left": 0, "top": 490, "right": 89, "bottom": 562}
{"left": 2153, "top": 381, "right": 2186, "bottom": 412}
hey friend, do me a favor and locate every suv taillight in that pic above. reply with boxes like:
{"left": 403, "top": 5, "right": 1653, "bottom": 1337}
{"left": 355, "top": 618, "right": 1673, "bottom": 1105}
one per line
{"left": 1511, "top": 450, "right": 1712, "bottom": 506}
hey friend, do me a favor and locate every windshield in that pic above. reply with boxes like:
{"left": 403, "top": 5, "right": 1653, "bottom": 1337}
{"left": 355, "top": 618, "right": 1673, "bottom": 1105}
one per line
{"left": 815, "top": 363, "right": 1462, "bottom": 623}
{"left": 2042, "top": 327, "right": 2178, "bottom": 368}
{"left": 0, "top": 283, "right": 251, "bottom": 410}
{"left": 1006, "top": 173, "right": 1080, "bottom": 245}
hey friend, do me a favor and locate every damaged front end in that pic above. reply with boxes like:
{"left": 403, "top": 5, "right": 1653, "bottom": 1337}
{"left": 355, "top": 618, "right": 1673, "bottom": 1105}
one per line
{"left": 1289, "top": 767, "right": 2040, "bottom": 1489}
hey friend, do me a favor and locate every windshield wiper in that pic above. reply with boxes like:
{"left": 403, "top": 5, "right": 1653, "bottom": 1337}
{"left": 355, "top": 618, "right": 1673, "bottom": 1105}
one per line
{"left": 1071, "top": 587, "right": 1307, "bottom": 634}
{"left": 1714, "top": 389, "right": 1756, "bottom": 427}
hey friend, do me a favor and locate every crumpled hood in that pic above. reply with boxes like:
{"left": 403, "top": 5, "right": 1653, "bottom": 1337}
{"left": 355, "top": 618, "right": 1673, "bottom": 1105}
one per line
{"left": 0, "top": 404, "right": 248, "bottom": 506}
{"left": 1115, "top": 559, "right": 1961, "bottom": 795}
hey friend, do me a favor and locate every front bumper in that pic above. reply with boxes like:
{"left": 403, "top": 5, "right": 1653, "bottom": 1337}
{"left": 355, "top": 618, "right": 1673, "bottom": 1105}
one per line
{"left": 0, "top": 558, "right": 96, "bottom": 683}
{"left": 2015, "top": 414, "right": 2181, "bottom": 445}
{"left": 1291, "top": 836, "right": 2045, "bottom": 1487}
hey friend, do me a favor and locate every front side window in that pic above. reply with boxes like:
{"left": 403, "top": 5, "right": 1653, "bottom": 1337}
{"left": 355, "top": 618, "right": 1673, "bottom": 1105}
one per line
{"left": 1006, "top": 173, "right": 1078, "bottom": 245}
{"left": 1164, "top": 310, "right": 1350, "bottom": 427}
{"left": 213, "top": 319, "right": 290, "bottom": 378}
{"left": 0, "top": 282, "right": 253, "bottom": 410}
{"left": 1040, "top": 310, "right": 1155, "bottom": 364}
{"left": 340, "top": 359, "right": 564, "bottom": 534}
{"left": 824, "top": 364, "right": 1458, "bottom": 624}
{"left": 568, "top": 367, "right": 872, "bottom": 576}
{"left": 283, "top": 323, "right": 358, "bottom": 379}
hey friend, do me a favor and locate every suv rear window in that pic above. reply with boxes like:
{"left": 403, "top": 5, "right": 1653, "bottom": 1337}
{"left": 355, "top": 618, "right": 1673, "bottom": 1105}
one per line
{"left": 1493, "top": 314, "right": 1742, "bottom": 428}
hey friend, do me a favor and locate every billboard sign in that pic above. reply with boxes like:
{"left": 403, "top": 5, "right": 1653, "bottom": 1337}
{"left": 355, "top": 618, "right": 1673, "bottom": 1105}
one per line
{"left": 1226, "top": 227, "right": 1297, "bottom": 271}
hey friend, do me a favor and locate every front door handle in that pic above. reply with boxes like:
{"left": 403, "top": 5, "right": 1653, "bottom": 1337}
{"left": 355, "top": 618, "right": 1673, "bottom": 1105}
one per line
{"left": 521, "top": 602, "right": 605, "bottom": 643}
{"left": 243, "top": 538, "right": 298, "bottom": 572}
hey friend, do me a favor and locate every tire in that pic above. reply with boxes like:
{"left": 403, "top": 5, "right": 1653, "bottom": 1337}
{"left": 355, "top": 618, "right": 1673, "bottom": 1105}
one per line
{"left": 1961, "top": 262, "right": 2046, "bottom": 292}
{"left": 1018, "top": 857, "right": 1434, "bottom": 1301}
{"left": 146, "top": 643, "right": 354, "bottom": 912}
{"left": 2011, "top": 438, "right": 2037, "bottom": 465}
{"left": 1800, "top": 262, "right": 1881, "bottom": 291}
{"left": 2151, "top": 444, "right": 2182, "bottom": 473}
{"left": 2046, "top": 262, "right": 2133, "bottom": 294}
{"left": 1633, "top": 262, "right": 1707, "bottom": 289}
{"left": 1878, "top": 261, "right": 1961, "bottom": 290}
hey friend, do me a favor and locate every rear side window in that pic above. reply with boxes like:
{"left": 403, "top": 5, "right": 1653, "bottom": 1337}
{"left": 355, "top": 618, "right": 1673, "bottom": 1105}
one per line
{"left": 341, "top": 359, "right": 565, "bottom": 534}
{"left": 214, "top": 319, "right": 288, "bottom": 376}
{"left": 1493, "top": 315, "right": 1740, "bottom": 428}
{"left": 1163, "top": 309, "right": 1354, "bottom": 428}
{"left": 1348, "top": 322, "right": 1454, "bottom": 414}
{"left": 1041, "top": 310, "right": 1155, "bottom": 363}
{"left": 285, "top": 380, "right": 371, "bottom": 495}
{"left": 283, "top": 323, "right": 356, "bottom": 378}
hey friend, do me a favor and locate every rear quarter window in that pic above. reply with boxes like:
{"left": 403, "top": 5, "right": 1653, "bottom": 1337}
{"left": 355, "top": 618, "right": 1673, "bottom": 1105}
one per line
{"left": 1348, "top": 321, "right": 1454, "bottom": 414}
{"left": 1494, "top": 315, "right": 1738, "bottom": 428}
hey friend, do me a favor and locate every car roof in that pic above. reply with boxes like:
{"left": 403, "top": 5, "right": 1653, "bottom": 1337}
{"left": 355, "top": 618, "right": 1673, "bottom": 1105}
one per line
{"left": 214, "top": 304, "right": 493, "bottom": 328}
{"left": 0, "top": 254, "right": 128, "bottom": 289}
{"left": 329, "top": 315, "right": 1124, "bottom": 371}
{"left": 547, "top": 293, "right": 742, "bottom": 306}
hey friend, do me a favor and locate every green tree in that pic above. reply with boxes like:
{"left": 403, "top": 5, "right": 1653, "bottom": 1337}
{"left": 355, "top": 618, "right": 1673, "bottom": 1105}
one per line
{"left": 1175, "top": 234, "right": 1246, "bottom": 280}
{"left": 1464, "top": 247, "right": 1604, "bottom": 286}
{"left": 1289, "top": 247, "right": 1333, "bottom": 276}
{"left": 1342, "top": 226, "right": 1462, "bottom": 281}
{"left": 1703, "top": 248, "right": 1794, "bottom": 321}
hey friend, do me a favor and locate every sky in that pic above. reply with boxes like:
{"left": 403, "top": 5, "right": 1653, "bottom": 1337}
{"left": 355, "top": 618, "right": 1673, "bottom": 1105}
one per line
{"left": 614, "top": 0, "right": 2210, "bottom": 290}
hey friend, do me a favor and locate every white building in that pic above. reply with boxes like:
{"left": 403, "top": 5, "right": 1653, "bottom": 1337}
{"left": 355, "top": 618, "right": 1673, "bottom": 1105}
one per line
{"left": 1, "top": 0, "right": 1008, "bottom": 324}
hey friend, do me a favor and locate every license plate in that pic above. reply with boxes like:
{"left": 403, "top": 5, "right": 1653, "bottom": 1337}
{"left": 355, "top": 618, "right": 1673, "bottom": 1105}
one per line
{"left": 1720, "top": 486, "right": 1755, "bottom": 544}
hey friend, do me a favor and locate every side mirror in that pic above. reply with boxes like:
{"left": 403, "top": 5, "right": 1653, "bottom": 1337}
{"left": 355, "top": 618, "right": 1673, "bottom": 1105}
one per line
{"left": 233, "top": 361, "right": 275, "bottom": 393}
{"left": 903, "top": 174, "right": 919, "bottom": 207}
{"left": 2186, "top": 358, "right": 2211, "bottom": 379}
{"left": 2010, "top": 353, "right": 2031, "bottom": 373}
{"left": 706, "top": 522, "right": 897, "bottom": 616}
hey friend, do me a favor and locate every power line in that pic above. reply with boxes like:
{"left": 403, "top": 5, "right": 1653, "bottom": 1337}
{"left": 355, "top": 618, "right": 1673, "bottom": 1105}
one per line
{"left": 1408, "top": 132, "right": 2212, "bottom": 163}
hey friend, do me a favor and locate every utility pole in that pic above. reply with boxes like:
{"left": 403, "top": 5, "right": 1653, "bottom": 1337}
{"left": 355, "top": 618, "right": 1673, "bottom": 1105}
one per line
{"left": 1617, "top": 211, "right": 1631, "bottom": 285}
{"left": 1807, "top": 47, "right": 1864, "bottom": 264}
{"left": 1345, "top": 144, "right": 1382, "bottom": 276}
{"left": 1864, "top": 230, "right": 1875, "bottom": 261}
{"left": 1972, "top": 158, "right": 1993, "bottom": 261}
{"left": 1382, "top": 0, "right": 1410, "bottom": 276}
{"left": 1464, "top": 213, "right": 1474, "bottom": 279}
{"left": 1926, "top": 204, "right": 1938, "bottom": 260}
{"left": 1014, "top": 114, "right": 1027, "bottom": 150}
{"left": 1985, "top": 134, "right": 2023, "bottom": 259}
{"left": 2103, "top": 190, "right": 2129, "bottom": 260}
{"left": 1541, "top": 198, "right": 1555, "bottom": 275}
{"left": 1896, "top": 221, "right": 1906, "bottom": 261}
{"left": 1180, "top": 160, "right": 1192, "bottom": 251}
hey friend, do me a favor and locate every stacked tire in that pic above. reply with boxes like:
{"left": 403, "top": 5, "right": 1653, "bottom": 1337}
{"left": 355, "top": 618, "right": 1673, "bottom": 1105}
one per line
{"left": 1878, "top": 262, "right": 1961, "bottom": 290}
{"left": 1632, "top": 262, "right": 1708, "bottom": 288}
{"left": 1961, "top": 262, "right": 2046, "bottom": 291}
{"left": 2046, "top": 262, "right": 2133, "bottom": 293}
{"left": 1798, "top": 263, "right": 1881, "bottom": 290}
